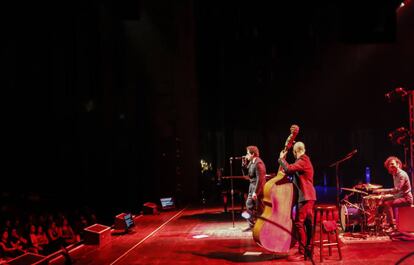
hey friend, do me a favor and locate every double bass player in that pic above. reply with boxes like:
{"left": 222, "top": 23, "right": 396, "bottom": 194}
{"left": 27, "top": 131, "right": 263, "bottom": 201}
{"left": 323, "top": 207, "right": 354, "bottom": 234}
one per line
{"left": 278, "top": 141, "right": 316, "bottom": 262}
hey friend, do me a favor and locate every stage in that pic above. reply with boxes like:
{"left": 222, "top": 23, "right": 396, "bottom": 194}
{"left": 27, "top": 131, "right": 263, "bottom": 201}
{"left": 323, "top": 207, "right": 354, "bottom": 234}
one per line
{"left": 47, "top": 205, "right": 414, "bottom": 265}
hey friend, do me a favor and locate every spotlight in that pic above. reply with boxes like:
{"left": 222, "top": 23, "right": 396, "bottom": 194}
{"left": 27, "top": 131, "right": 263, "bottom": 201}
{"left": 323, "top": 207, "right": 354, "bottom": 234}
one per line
{"left": 385, "top": 87, "right": 408, "bottom": 102}
{"left": 388, "top": 127, "right": 409, "bottom": 146}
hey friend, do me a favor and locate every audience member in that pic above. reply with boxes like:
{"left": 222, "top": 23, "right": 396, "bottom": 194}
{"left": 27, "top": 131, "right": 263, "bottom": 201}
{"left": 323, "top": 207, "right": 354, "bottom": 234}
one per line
{"left": 61, "top": 218, "right": 77, "bottom": 245}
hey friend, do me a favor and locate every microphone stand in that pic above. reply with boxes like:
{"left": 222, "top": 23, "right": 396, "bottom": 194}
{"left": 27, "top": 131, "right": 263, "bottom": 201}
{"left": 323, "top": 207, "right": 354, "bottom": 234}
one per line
{"left": 329, "top": 150, "right": 357, "bottom": 207}
{"left": 229, "top": 157, "right": 235, "bottom": 228}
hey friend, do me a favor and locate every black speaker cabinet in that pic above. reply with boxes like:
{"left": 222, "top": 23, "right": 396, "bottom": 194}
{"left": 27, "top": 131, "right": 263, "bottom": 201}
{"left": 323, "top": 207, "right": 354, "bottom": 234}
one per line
{"left": 114, "top": 213, "right": 135, "bottom": 230}
{"left": 143, "top": 202, "right": 159, "bottom": 215}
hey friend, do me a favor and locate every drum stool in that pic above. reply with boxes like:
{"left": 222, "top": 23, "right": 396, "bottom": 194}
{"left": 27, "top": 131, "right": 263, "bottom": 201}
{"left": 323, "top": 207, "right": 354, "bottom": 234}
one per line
{"left": 397, "top": 204, "right": 414, "bottom": 232}
{"left": 310, "top": 204, "right": 343, "bottom": 262}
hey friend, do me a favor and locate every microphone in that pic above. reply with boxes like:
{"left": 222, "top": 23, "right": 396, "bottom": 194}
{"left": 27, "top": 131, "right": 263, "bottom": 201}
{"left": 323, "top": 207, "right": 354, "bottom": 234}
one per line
{"left": 346, "top": 149, "right": 358, "bottom": 157}
{"left": 230, "top": 156, "right": 245, "bottom": 160}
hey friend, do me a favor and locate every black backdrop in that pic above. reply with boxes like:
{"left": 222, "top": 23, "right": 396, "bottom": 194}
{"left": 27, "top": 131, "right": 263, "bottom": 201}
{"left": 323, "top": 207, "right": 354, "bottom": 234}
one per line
{"left": 2, "top": 1, "right": 413, "bottom": 220}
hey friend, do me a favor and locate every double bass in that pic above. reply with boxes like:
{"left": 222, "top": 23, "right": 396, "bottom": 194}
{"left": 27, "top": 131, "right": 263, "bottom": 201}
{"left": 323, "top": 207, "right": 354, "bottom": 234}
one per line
{"left": 253, "top": 125, "right": 299, "bottom": 253}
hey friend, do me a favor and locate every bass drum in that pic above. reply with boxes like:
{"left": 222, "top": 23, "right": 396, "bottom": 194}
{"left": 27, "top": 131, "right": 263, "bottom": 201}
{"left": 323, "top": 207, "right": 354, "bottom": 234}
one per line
{"left": 340, "top": 204, "right": 364, "bottom": 232}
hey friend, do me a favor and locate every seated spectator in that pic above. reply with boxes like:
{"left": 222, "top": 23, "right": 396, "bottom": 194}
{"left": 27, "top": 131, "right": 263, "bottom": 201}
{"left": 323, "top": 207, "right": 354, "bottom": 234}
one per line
{"left": 47, "top": 221, "right": 61, "bottom": 242}
{"left": 9, "top": 228, "right": 29, "bottom": 252}
{"left": 74, "top": 215, "right": 88, "bottom": 241}
{"left": 0, "top": 229, "right": 24, "bottom": 259}
{"left": 60, "top": 218, "right": 77, "bottom": 245}
{"left": 36, "top": 225, "right": 49, "bottom": 248}
{"left": 47, "top": 221, "right": 63, "bottom": 252}
{"left": 29, "top": 225, "right": 42, "bottom": 254}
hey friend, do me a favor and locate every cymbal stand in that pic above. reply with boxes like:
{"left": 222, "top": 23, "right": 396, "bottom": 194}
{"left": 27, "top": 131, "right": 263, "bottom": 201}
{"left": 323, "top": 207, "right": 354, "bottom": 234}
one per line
{"left": 329, "top": 150, "right": 358, "bottom": 207}
{"left": 342, "top": 199, "right": 368, "bottom": 214}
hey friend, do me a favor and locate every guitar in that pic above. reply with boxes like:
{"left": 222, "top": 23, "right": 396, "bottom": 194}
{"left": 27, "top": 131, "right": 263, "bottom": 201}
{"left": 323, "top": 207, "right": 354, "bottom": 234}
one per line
{"left": 252, "top": 125, "right": 299, "bottom": 253}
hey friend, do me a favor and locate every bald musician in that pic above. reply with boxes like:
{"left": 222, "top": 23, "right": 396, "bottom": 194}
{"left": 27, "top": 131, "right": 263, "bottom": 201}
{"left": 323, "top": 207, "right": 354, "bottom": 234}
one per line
{"left": 279, "top": 141, "right": 316, "bottom": 261}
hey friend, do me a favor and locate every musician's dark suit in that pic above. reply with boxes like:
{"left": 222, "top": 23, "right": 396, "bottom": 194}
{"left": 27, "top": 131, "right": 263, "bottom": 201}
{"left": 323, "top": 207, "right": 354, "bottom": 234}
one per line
{"left": 245, "top": 157, "right": 266, "bottom": 228}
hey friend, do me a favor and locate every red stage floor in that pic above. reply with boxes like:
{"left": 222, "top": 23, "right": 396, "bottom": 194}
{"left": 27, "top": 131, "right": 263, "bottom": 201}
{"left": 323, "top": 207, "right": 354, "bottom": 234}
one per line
{"left": 48, "top": 206, "right": 414, "bottom": 265}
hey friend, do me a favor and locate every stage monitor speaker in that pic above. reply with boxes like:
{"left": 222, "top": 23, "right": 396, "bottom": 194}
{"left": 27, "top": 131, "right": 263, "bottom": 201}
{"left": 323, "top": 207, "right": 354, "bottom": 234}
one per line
{"left": 160, "top": 197, "right": 176, "bottom": 210}
{"left": 114, "top": 212, "right": 135, "bottom": 231}
{"left": 7, "top": 253, "right": 47, "bottom": 265}
{"left": 84, "top": 223, "right": 111, "bottom": 247}
{"left": 143, "top": 202, "right": 159, "bottom": 215}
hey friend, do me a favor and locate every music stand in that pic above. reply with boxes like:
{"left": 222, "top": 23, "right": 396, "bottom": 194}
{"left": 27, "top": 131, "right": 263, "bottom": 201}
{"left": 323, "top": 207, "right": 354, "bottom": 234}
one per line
{"left": 329, "top": 149, "right": 358, "bottom": 206}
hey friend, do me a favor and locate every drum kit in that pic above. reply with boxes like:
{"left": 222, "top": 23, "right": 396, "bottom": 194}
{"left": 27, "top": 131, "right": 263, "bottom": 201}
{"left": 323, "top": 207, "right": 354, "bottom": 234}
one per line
{"left": 340, "top": 183, "right": 393, "bottom": 235}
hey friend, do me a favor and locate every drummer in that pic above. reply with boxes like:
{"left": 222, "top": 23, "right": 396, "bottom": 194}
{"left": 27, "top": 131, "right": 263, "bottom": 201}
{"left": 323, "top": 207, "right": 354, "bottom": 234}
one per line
{"left": 373, "top": 156, "right": 413, "bottom": 232}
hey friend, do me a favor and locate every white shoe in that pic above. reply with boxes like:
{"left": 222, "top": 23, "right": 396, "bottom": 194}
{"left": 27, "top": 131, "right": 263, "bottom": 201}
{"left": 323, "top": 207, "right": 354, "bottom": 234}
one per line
{"left": 241, "top": 211, "right": 251, "bottom": 219}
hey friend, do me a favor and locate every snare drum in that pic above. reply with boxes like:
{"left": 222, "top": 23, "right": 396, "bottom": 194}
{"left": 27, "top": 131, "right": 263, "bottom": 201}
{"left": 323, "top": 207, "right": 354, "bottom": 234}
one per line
{"left": 363, "top": 195, "right": 383, "bottom": 208}
{"left": 340, "top": 204, "right": 364, "bottom": 231}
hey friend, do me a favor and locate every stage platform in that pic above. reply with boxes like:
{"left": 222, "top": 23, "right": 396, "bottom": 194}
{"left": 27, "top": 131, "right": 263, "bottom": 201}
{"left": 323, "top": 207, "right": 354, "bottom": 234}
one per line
{"left": 47, "top": 205, "right": 414, "bottom": 265}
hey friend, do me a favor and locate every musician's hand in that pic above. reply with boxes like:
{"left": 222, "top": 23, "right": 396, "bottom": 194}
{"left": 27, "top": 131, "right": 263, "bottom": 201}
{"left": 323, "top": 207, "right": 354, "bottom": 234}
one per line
{"left": 279, "top": 150, "right": 287, "bottom": 159}
{"left": 252, "top": 192, "right": 257, "bottom": 201}
{"left": 241, "top": 156, "right": 247, "bottom": 167}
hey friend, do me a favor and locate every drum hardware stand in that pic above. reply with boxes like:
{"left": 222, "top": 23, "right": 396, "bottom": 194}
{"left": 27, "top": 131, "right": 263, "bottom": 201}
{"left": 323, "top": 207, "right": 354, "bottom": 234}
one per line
{"left": 329, "top": 149, "right": 358, "bottom": 206}
{"left": 374, "top": 210, "right": 388, "bottom": 236}
{"left": 342, "top": 199, "right": 369, "bottom": 216}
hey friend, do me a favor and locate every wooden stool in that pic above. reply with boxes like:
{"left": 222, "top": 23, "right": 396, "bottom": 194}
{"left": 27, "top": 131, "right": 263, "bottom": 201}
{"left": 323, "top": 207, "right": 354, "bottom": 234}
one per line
{"left": 311, "top": 204, "right": 342, "bottom": 262}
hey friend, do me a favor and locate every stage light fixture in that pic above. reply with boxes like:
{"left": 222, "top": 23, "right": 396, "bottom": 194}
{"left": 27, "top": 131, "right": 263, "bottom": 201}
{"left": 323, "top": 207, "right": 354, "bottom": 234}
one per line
{"left": 385, "top": 87, "right": 408, "bottom": 102}
{"left": 388, "top": 127, "right": 409, "bottom": 146}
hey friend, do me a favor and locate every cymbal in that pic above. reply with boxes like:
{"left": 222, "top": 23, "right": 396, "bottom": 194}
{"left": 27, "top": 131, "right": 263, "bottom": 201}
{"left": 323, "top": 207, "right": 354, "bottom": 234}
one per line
{"left": 341, "top": 187, "right": 368, "bottom": 195}
{"left": 354, "top": 183, "right": 383, "bottom": 190}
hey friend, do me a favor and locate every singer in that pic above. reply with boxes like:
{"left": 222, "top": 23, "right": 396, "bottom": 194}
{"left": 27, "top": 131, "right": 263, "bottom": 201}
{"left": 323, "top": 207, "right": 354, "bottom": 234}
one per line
{"left": 242, "top": 145, "right": 266, "bottom": 232}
